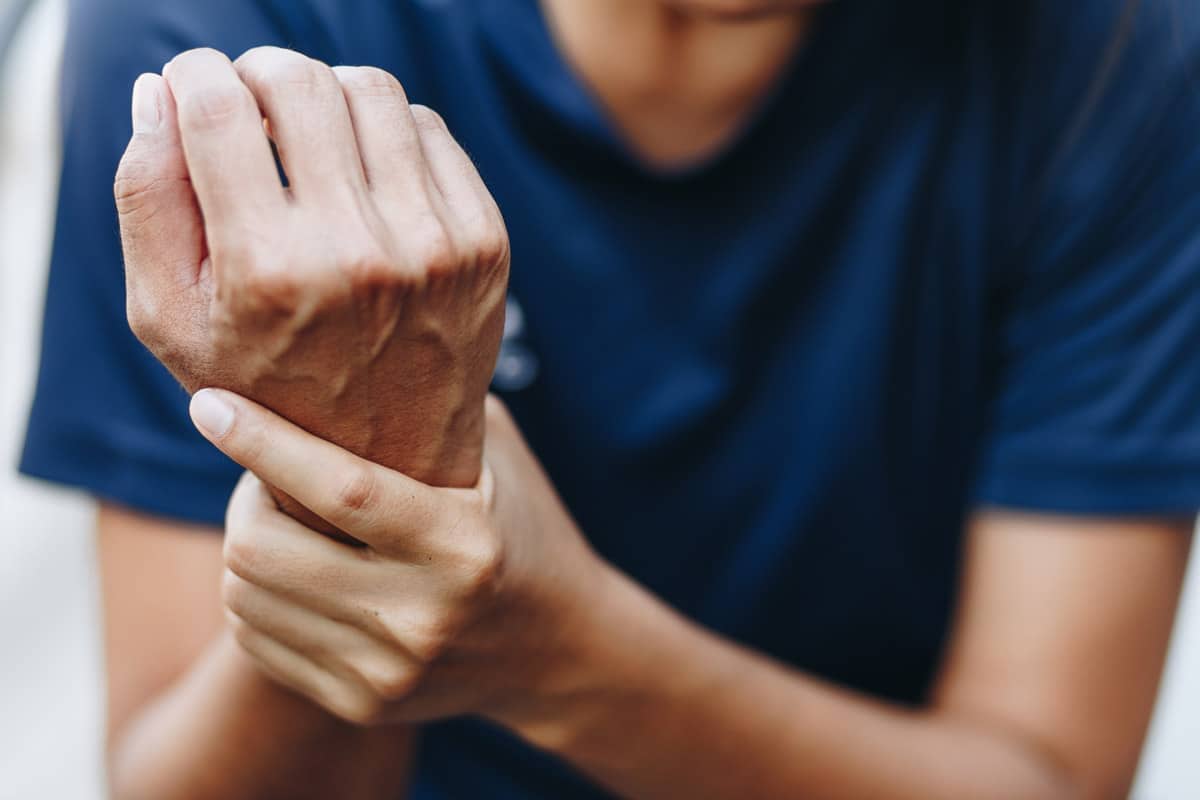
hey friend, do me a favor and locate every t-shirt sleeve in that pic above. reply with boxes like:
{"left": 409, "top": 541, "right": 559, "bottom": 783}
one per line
{"left": 19, "top": 0, "right": 326, "bottom": 526}
{"left": 972, "top": 5, "right": 1200, "bottom": 516}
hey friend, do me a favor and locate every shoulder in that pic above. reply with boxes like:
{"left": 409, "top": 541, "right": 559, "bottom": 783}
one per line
{"left": 990, "top": 1, "right": 1200, "bottom": 193}
{"left": 955, "top": 1, "right": 1200, "bottom": 276}
{"left": 967, "top": 4, "right": 1200, "bottom": 515}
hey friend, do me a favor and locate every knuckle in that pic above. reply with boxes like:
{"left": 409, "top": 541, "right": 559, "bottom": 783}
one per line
{"left": 227, "top": 472, "right": 264, "bottom": 526}
{"left": 410, "top": 222, "right": 457, "bottom": 277}
{"left": 442, "top": 520, "right": 505, "bottom": 602}
{"left": 234, "top": 45, "right": 285, "bottom": 70}
{"left": 112, "top": 152, "right": 155, "bottom": 207}
{"left": 407, "top": 613, "right": 454, "bottom": 666}
{"left": 114, "top": 178, "right": 163, "bottom": 224}
{"left": 125, "top": 296, "right": 198, "bottom": 370}
{"left": 220, "top": 569, "right": 249, "bottom": 613}
{"left": 208, "top": 234, "right": 260, "bottom": 271}
{"left": 375, "top": 609, "right": 409, "bottom": 649}
{"left": 335, "top": 465, "right": 380, "bottom": 516}
{"left": 472, "top": 225, "right": 511, "bottom": 273}
{"left": 340, "top": 244, "right": 397, "bottom": 287}
{"left": 333, "top": 692, "right": 382, "bottom": 727}
{"left": 335, "top": 66, "right": 407, "bottom": 99}
{"left": 462, "top": 530, "right": 505, "bottom": 594}
{"left": 223, "top": 531, "right": 261, "bottom": 582}
{"left": 174, "top": 47, "right": 226, "bottom": 65}
{"left": 241, "top": 48, "right": 332, "bottom": 95}
{"left": 124, "top": 295, "right": 160, "bottom": 345}
{"left": 222, "top": 488, "right": 269, "bottom": 578}
{"left": 241, "top": 266, "right": 290, "bottom": 296}
{"left": 231, "top": 265, "right": 302, "bottom": 312}
{"left": 114, "top": 159, "right": 188, "bottom": 226}
{"left": 410, "top": 104, "right": 446, "bottom": 133}
{"left": 177, "top": 85, "right": 252, "bottom": 132}
{"left": 227, "top": 613, "right": 253, "bottom": 646}
{"left": 363, "top": 661, "right": 418, "bottom": 701}
{"left": 165, "top": 48, "right": 226, "bottom": 79}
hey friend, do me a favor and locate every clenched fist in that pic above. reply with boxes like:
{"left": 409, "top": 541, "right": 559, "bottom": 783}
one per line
{"left": 114, "top": 47, "right": 509, "bottom": 536}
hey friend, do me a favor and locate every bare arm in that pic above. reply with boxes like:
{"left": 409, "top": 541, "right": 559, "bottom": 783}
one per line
{"left": 183, "top": 396, "right": 1194, "bottom": 800}
{"left": 520, "top": 513, "right": 1190, "bottom": 800}
{"left": 100, "top": 503, "right": 415, "bottom": 800}
{"left": 105, "top": 44, "right": 508, "bottom": 797}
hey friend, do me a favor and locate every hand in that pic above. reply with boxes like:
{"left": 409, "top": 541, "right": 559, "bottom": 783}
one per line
{"left": 188, "top": 387, "right": 614, "bottom": 729}
{"left": 114, "top": 48, "right": 509, "bottom": 535}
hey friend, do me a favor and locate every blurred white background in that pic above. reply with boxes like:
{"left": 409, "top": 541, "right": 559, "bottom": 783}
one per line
{"left": 1, "top": 0, "right": 104, "bottom": 797}
{"left": 0, "top": 1, "right": 1197, "bottom": 798}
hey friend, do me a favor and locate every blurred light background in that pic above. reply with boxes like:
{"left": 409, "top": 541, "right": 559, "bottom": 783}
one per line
{"left": 0, "top": 1, "right": 1196, "bottom": 797}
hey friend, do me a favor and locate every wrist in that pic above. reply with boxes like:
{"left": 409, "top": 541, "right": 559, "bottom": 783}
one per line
{"left": 264, "top": 398, "right": 486, "bottom": 543}
{"left": 362, "top": 397, "right": 486, "bottom": 488}
{"left": 215, "top": 629, "right": 350, "bottom": 730}
{"left": 493, "top": 562, "right": 693, "bottom": 760}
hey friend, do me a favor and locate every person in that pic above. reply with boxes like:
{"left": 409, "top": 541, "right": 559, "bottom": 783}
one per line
{"left": 19, "top": 0, "right": 1200, "bottom": 797}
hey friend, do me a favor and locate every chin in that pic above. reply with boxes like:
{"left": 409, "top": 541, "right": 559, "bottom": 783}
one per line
{"left": 661, "top": 0, "right": 828, "bottom": 22}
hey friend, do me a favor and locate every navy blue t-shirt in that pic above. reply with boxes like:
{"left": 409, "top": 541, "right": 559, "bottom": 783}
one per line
{"left": 22, "top": 1, "right": 1200, "bottom": 796}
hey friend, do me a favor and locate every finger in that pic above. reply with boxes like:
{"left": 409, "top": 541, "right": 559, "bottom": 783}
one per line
{"left": 224, "top": 570, "right": 417, "bottom": 701}
{"left": 410, "top": 105, "right": 507, "bottom": 250}
{"left": 162, "top": 49, "right": 286, "bottom": 263}
{"left": 228, "top": 616, "right": 378, "bottom": 724}
{"left": 225, "top": 475, "right": 442, "bottom": 665}
{"left": 115, "top": 74, "right": 209, "bottom": 345}
{"left": 190, "top": 388, "right": 465, "bottom": 549}
{"left": 224, "top": 472, "right": 375, "bottom": 606}
{"left": 235, "top": 47, "right": 366, "bottom": 203}
{"left": 330, "top": 66, "right": 425, "bottom": 199}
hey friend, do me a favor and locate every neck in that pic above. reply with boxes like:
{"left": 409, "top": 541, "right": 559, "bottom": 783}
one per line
{"left": 540, "top": 0, "right": 815, "bottom": 168}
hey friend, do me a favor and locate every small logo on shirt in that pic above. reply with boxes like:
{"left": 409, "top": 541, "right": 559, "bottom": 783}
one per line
{"left": 492, "top": 297, "right": 539, "bottom": 392}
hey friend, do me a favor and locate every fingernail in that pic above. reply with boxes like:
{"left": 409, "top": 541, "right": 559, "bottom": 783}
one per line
{"left": 191, "top": 389, "right": 235, "bottom": 438}
{"left": 132, "top": 74, "right": 162, "bottom": 134}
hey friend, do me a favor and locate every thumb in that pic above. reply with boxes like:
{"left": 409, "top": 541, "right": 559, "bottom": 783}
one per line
{"left": 115, "top": 73, "right": 209, "bottom": 353}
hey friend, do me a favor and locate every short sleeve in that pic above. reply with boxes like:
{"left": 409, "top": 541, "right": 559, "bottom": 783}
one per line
{"left": 18, "top": 0, "right": 326, "bottom": 525}
{"left": 973, "top": 4, "right": 1200, "bottom": 516}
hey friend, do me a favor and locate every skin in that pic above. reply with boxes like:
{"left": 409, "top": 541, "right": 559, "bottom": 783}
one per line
{"left": 191, "top": 388, "right": 1190, "bottom": 800}
{"left": 118, "top": 48, "right": 509, "bottom": 540}
{"left": 541, "top": 0, "right": 819, "bottom": 167}
{"left": 101, "top": 1, "right": 1193, "bottom": 798}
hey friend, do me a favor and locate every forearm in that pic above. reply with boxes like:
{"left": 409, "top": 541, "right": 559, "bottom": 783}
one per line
{"left": 510, "top": 567, "right": 1077, "bottom": 800}
{"left": 110, "top": 631, "right": 414, "bottom": 800}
